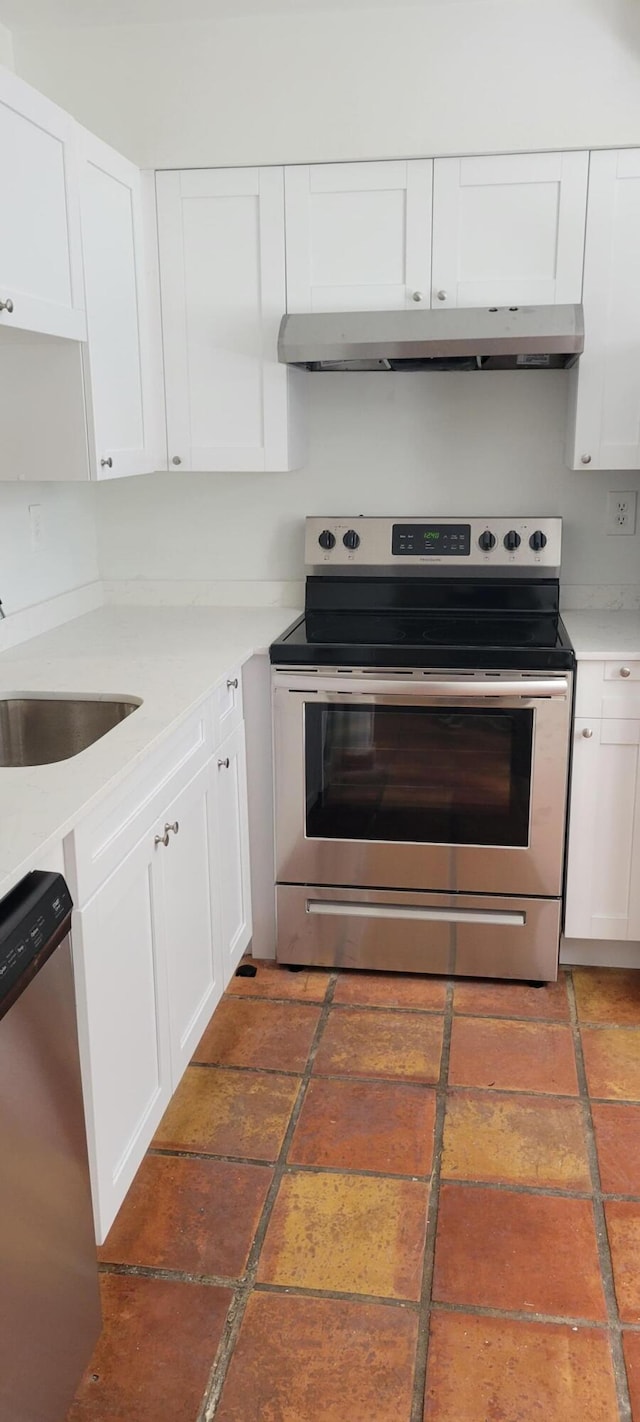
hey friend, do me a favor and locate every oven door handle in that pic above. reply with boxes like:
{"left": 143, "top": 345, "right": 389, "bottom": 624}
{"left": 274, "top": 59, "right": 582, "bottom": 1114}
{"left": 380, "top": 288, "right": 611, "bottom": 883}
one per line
{"left": 306, "top": 900, "right": 526, "bottom": 927}
{"left": 283, "top": 676, "right": 569, "bottom": 700}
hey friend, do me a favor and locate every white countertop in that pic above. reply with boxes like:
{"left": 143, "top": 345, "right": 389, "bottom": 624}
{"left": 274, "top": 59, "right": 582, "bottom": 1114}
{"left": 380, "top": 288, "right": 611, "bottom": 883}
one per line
{"left": 0, "top": 604, "right": 300, "bottom": 901}
{"left": 563, "top": 610, "right": 640, "bottom": 662}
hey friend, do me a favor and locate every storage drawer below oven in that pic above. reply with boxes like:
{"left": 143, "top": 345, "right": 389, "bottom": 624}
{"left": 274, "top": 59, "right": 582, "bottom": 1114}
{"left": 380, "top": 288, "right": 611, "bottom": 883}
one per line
{"left": 276, "top": 886, "right": 561, "bottom": 983}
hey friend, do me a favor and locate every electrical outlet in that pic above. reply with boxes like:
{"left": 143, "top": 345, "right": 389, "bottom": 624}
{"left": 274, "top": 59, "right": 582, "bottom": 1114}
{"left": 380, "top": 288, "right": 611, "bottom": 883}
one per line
{"left": 606, "top": 490, "right": 637, "bottom": 536}
{"left": 28, "top": 503, "right": 45, "bottom": 552}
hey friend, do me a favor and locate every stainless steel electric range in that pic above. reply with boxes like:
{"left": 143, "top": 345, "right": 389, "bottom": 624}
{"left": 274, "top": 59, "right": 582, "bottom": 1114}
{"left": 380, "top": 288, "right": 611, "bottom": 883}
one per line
{"left": 269, "top": 515, "right": 575, "bottom": 983}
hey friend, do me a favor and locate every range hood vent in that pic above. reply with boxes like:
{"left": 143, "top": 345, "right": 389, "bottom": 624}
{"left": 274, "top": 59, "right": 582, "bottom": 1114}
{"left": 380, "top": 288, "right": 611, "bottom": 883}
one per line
{"left": 278, "top": 304, "right": 584, "bottom": 372}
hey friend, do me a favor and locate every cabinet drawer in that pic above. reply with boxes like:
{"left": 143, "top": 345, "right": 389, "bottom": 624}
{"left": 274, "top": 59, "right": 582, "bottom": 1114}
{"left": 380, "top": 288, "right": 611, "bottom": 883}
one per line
{"left": 67, "top": 704, "right": 213, "bottom": 906}
{"left": 604, "top": 660, "right": 640, "bottom": 682}
{"left": 213, "top": 668, "right": 243, "bottom": 743}
{"left": 575, "top": 661, "right": 640, "bottom": 718}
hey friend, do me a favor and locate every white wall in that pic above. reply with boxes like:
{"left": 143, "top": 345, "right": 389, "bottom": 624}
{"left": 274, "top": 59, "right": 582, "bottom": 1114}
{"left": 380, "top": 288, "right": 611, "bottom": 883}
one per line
{"left": 0, "top": 484, "right": 99, "bottom": 615}
{"left": 96, "top": 374, "right": 640, "bottom": 601}
{"left": 11, "top": 0, "right": 640, "bottom": 170}
{"left": 0, "top": 21, "right": 13, "bottom": 68}
{"left": 8, "top": 0, "right": 640, "bottom": 606}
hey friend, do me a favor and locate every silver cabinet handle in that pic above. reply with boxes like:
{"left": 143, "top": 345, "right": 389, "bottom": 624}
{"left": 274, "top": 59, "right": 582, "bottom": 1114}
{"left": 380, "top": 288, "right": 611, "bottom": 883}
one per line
{"left": 411, "top": 290, "right": 424, "bottom": 303}
{"left": 582, "top": 728, "right": 594, "bottom": 738}
{"left": 0, "top": 297, "right": 14, "bottom": 313}
{"left": 100, "top": 456, "right": 113, "bottom": 469}
{"left": 165, "top": 820, "right": 179, "bottom": 835}
{"left": 620, "top": 666, "right": 632, "bottom": 678}
{"left": 154, "top": 830, "right": 170, "bottom": 848}
{"left": 580, "top": 454, "right": 592, "bottom": 465}
{"left": 218, "top": 757, "right": 230, "bottom": 769}
{"left": 436, "top": 290, "right": 447, "bottom": 301}
{"left": 172, "top": 456, "right": 182, "bottom": 466}
{"left": 226, "top": 678, "right": 238, "bottom": 690}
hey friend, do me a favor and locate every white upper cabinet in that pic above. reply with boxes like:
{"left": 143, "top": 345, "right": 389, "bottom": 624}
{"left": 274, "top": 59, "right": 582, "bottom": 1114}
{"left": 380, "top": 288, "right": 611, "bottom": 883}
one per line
{"left": 0, "top": 68, "right": 85, "bottom": 340}
{"left": 567, "top": 150, "right": 640, "bottom": 471}
{"left": 156, "top": 167, "right": 304, "bottom": 473}
{"left": 285, "top": 160, "right": 433, "bottom": 312}
{"left": 432, "top": 152, "right": 589, "bottom": 308}
{"left": 79, "top": 132, "right": 156, "bottom": 480}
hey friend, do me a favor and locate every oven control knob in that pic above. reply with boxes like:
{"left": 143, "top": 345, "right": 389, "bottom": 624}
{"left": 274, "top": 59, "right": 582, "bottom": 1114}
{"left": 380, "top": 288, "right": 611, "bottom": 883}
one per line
{"left": 504, "top": 530, "right": 522, "bottom": 551}
{"left": 478, "top": 530, "right": 496, "bottom": 551}
{"left": 343, "top": 529, "right": 361, "bottom": 550}
{"left": 318, "top": 529, "right": 336, "bottom": 550}
{"left": 529, "top": 530, "right": 548, "bottom": 552}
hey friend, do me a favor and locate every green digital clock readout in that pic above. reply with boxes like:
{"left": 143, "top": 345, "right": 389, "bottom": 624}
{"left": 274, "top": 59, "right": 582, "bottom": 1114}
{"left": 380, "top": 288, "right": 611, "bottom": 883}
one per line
{"left": 391, "top": 523, "right": 472, "bottom": 556}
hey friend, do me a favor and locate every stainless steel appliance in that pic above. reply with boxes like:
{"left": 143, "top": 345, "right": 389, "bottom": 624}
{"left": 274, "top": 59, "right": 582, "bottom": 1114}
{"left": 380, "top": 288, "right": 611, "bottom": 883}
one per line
{"left": 278, "top": 304, "right": 584, "bottom": 371}
{"left": 269, "top": 516, "right": 575, "bottom": 982}
{"left": 0, "top": 871, "right": 101, "bottom": 1422}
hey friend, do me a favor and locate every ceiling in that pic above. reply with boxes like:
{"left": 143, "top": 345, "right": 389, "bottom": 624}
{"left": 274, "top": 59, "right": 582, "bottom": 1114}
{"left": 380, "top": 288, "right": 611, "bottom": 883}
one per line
{"left": 0, "top": 0, "right": 499, "bottom": 26}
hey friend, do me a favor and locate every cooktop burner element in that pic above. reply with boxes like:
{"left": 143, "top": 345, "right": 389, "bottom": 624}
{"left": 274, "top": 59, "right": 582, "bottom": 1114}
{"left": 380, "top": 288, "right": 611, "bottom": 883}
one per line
{"left": 270, "top": 516, "right": 574, "bottom": 673}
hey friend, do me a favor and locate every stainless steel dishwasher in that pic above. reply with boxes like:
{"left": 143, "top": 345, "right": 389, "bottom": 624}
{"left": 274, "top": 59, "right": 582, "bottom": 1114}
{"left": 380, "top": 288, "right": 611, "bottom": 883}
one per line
{"left": 0, "top": 871, "right": 101, "bottom": 1422}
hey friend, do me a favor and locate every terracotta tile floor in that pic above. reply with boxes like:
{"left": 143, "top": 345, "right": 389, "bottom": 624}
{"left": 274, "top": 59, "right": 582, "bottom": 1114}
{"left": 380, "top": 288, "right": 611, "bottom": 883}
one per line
{"left": 67, "top": 963, "right": 640, "bottom": 1421}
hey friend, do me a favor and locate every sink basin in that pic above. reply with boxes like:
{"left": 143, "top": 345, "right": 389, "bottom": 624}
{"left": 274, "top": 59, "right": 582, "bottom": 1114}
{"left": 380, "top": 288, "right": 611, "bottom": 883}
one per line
{"left": 0, "top": 696, "right": 141, "bottom": 767}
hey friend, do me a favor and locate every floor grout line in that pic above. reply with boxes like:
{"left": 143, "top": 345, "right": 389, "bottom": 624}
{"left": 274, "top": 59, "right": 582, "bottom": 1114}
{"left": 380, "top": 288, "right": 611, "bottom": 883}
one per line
{"left": 186, "top": 1055, "right": 640, "bottom": 1106}
{"left": 566, "top": 973, "right": 633, "bottom": 1422}
{"left": 146, "top": 1143, "right": 640, "bottom": 1204}
{"left": 410, "top": 979, "right": 455, "bottom": 1422}
{"left": 197, "top": 973, "right": 340, "bottom": 1422}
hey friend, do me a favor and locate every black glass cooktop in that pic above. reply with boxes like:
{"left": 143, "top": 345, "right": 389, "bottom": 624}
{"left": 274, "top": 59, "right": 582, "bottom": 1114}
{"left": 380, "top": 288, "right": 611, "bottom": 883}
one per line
{"left": 269, "top": 578, "right": 575, "bottom": 671}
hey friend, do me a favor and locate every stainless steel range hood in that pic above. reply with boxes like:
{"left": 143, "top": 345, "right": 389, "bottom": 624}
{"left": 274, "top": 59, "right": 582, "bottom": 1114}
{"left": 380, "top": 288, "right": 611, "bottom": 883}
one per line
{"left": 278, "top": 304, "right": 584, "bottom": 372}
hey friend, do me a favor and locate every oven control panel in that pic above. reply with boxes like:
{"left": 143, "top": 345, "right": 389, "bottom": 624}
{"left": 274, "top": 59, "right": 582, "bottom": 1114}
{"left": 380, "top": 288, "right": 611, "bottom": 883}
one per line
{"left": 306, "top": 516, "right": 562, "bottom": 574}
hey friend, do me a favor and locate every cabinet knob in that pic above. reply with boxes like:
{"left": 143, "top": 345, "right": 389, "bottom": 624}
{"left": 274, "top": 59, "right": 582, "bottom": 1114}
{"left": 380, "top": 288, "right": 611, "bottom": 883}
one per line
{"left": 620, "top": 666, "right": 632, "bottom": 678}
{"left": 218, "top": 757, "right": 230, "bottom": 769}
{"left": 582, "top": 728, "right": 594, "bottom": 739}
{"left": 165, "top": 820, "right": 179, "bottom": 835}
{"left": 411, "top": 290, "right": 424, "bottom": 303}
{"left": 154, "top": 830, "right": 170, "bottom": 848}
{"left": 0, "top": 297, "right": 14, "bottom": 313}
{"left": 436, "top": 290, "right": 447, "bottom": 302}
{"left": 100, "top": 456, "right": 113, "bottom": 469}
{"left": 227, "top": 678, "right": 238, "bottom": 690}
{"left": 172, "top": 456, "right": 182, "bottom": 466}
{"left": 580, "top": 454, "right": 592, "bottom": 465}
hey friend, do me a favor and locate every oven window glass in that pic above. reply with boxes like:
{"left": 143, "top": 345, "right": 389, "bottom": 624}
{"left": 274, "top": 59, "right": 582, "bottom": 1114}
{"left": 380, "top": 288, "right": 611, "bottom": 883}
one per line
{"left": 305, "top": 703, "right": 534, "bottom": 847}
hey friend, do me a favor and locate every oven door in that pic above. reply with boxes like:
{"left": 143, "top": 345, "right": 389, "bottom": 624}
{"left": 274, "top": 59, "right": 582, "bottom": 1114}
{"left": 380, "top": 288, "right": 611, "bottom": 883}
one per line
{"left": 273, "top": 669, "right": 573, "bottom": 898}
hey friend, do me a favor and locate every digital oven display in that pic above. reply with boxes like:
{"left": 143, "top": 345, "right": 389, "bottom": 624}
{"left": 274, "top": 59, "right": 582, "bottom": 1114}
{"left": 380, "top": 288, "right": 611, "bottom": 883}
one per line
{"left": 391, "top": 523, "right": 472, "bottom": 557}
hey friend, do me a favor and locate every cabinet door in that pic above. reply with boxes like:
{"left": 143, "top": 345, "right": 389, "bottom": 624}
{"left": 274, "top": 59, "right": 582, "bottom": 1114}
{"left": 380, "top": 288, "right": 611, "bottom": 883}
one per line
{"left": 156, "top": 167, "right": 303, "bottom": 472}
{"left": 159, "top": 762, "right": 224, "bottom": 1082}
{"left": 285, "top": 160, "right": 432, "bottom": 312}
{"left": 80, "top": 133, "right": 154, "bottom": 480}
{"left": 432, "top": 152, "right": 588, "bottom": 308}
{"left": 567, "top": 150, "right": 640, "bottom": 471}
{"left": 71, "top": 830, "right": 170, "bottom": 1242}
{"left": 0, "top": 69, "right": 85, "bottom": 340}
{"left": 213, "top": 723, "right": 253, "bottom": 984}
{"left": 565, "top": 717, "right": 640, "bottom": 940}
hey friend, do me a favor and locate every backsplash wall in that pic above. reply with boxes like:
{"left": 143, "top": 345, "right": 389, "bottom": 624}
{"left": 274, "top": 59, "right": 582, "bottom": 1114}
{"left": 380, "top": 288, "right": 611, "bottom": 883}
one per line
{"left": 96, "top": 373, "right": 640, "bottom": 604}
{"left": 0, "top": 484, "right": 99, "bottom": 616}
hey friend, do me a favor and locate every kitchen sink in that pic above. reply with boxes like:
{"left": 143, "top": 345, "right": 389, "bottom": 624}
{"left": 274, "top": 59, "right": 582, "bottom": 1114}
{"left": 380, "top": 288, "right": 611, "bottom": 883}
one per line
{"left": 0, "top": 696, "right": 141, "bottom": 767}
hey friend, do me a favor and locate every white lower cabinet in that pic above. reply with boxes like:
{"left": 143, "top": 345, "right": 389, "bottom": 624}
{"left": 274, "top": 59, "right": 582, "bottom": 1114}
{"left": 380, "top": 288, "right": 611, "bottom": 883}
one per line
{"left": 69, "top": 692, "right": 253, "bottom": 1242}
{"left": 213, "top": 722, "right": 253, "bottom": 984}
{"left": 159, "top": 761, "right": 224, "bottom": 1082}
{"left": 565, "top": 666, "right": 640, "bottom": 940}
{"left": 71, "top": 826, "right": 171, "bottom": 1243}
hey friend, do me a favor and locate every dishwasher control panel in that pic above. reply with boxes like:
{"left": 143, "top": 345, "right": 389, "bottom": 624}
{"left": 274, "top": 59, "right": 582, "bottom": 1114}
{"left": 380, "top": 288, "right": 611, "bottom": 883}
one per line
{"left": 0, "top": 871, "right": 72, "bottom": 1007}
